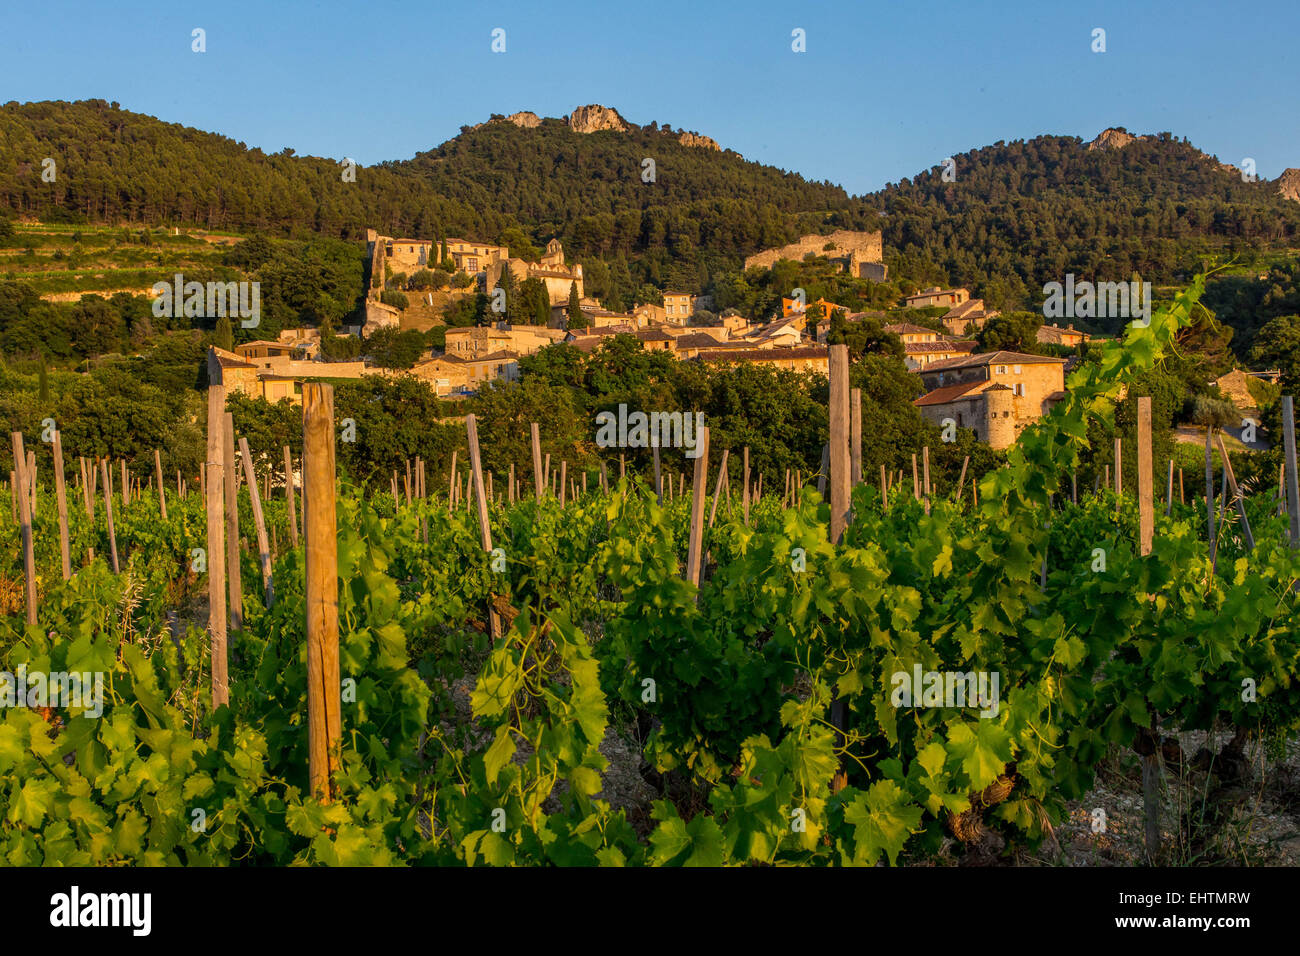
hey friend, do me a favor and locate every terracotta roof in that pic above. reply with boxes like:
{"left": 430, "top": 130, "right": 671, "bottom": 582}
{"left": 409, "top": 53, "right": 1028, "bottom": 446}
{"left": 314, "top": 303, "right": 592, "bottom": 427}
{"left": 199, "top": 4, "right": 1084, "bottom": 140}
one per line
{"left": 921, "top": 350, "right": 1065, "bottom": 373}
{"left": 209, "top": 346, "right": 257, "bottom": 369}
{"left": 467, "top": 349, "right": 519, "bottom": 363}
{"left": 675, "top": 332, "right": 732, "bottom": 349}
{"left": 905, "top": 341, "right": 973, "bottom": 354}
{"left": 697, "top": 346, "right": 829, "bottom": 363}
{"left": 913, "top": 381, "right": 985, "bottom": 407}
{"left": 637, "top": 330, "right": 674, "bottom": 342}
{"left": 942, "top": 299, "right": 994, "bottom": 319}
{"left": 906, "top": 287, "right": 969, "bottom": 301}
{"left": 884, "top": 322, "right": 937, "bottom": 335}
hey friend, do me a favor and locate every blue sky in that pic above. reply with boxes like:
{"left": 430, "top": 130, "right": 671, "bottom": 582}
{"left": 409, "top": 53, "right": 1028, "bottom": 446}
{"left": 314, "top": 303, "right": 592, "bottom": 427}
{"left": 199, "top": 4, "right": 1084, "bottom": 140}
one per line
{"left": 3, "top": 0, "right": 1297, "bottom": 195}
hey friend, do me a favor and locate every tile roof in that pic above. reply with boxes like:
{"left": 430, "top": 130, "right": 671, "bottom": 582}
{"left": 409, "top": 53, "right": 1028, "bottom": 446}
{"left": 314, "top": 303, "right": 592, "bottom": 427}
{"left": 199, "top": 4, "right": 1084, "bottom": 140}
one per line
{"left": 912, "top": 381, "right": 984, "bottom": 406}
{"left": 920, "top": 350, "right": 1066, "bottom": 373}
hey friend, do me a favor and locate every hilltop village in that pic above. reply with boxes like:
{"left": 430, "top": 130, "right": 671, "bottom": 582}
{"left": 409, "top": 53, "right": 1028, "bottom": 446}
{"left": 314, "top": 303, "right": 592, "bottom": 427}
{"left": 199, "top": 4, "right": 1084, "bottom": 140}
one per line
{"left": 207, "top": 227, "right": 1097, "bottom": 450}
{"left": 205, "top": 223, "right": 1278, "bottom": 452}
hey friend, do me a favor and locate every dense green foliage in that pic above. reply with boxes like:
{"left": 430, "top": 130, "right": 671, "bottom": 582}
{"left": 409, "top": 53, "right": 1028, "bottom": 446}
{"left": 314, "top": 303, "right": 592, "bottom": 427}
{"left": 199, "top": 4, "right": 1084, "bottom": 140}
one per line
{"left": 0, "top": 276, "right": 1296, "bottom": 867}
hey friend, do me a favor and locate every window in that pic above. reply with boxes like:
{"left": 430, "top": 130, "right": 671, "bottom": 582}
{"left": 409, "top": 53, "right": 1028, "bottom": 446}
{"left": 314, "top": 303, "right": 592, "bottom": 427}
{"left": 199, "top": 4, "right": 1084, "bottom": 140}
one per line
{"left": 995, "top": 365, "right": 1007, "bottom": 374}
{"left": 1013, "top": 364, "right": 1022, "bottom": 374}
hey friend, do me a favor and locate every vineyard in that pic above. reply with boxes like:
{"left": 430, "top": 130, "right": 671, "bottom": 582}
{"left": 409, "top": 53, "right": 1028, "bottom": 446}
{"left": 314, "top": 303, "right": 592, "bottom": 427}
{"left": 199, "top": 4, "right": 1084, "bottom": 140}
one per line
{"left": 1, "top": 277, "right": 1298, "bottom": 867}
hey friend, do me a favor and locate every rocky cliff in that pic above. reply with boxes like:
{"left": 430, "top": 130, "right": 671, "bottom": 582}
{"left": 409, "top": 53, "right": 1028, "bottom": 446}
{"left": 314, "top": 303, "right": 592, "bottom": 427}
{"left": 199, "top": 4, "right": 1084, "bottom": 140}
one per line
{"left": 567, "top": 104, "right": 628, "bottom": 133}
{"left": 1277, "top": 168, "right": 1300, "bottom": 202}
{"left": 1087, "top": 128, "right": 1141, "bottom": 150}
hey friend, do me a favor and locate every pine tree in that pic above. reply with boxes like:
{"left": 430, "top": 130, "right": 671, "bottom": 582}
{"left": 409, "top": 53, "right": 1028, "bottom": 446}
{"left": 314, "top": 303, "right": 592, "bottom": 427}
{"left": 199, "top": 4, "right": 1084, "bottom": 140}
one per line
{"left": 215, "top": 316, "right": 234, "bottom": 352}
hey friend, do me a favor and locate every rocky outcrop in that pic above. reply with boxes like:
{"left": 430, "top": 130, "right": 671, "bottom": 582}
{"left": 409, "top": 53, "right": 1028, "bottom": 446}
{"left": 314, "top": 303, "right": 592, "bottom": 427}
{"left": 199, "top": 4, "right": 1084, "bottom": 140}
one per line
{"left": 1087, "top": 128, "right": 1140, "bottom": 150}
{"left": 677, "top": 131, "right": 720, "bottom": 150}
{"left": 567, "top": 104, "right": 627, "bottom": 134}
{"left": 1277, "top": 168, "right": 1300, "bottom": 202}
{"left": 503, "top": 111, "right": 541, "bottom": 129}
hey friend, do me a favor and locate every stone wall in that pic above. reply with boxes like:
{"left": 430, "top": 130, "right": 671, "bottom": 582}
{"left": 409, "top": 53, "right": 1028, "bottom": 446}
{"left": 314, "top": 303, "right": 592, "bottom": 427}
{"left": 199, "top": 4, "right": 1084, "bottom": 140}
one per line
{"left": 744, "top": 229, "right": 884, "bottom": 273}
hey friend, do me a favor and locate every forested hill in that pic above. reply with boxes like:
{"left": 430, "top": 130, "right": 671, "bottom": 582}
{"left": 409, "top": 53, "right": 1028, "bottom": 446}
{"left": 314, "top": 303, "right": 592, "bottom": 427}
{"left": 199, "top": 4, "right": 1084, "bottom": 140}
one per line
{"left": 0, "top": 100, "right": 865, "bottom": 291}
{"left": 868, "top": 131, "right": 1300, "bottom": 307}
{"left": 392, "top": 113, "right": 863, "bottom": 255}
{"left": 6, "top": 102, "right": 1300, "bottom": 307}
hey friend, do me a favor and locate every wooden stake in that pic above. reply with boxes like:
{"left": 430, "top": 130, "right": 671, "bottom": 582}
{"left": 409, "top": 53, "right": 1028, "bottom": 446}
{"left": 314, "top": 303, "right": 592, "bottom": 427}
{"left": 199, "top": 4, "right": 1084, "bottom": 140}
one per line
{"left": 911, "top": 453, "right": 920, "bottom": 501}
{"left": 303, "top": 383, "right": 340, "bottom": 802}
{"left": 653, "top": 445, "right": 662, "bottom": 503}
{"left": 922, "top": 445, "right": 931, "bottom": 515}
{"left": 1205, "top": 426, "right": 1216, "bottom": 549}
{"left": 466, "top": 414, "right": 502, "bottom": 639}
{"left": 1137, "top": 397, "right": 1153, "bottom": 556}
{"left": 1178, "top": 467, "right": 1184, "bottom": 505}
{"left": 11, "top": 434, "right": 37, "bottom": 625}
{"left": 742, "top": 447, "right": 751, "bottom": 526}
{"left": 223, "top": 413, "right": 243, "bottom": 632}
{"left": 685, "top": 426, "right": 710, "bottom": 590}
{"left": 155, "top": 449, "right": 167, "bottom": 521}
{"left": 880, "top": 463, "right": 889, "bottom": 511}
{"left": 100, "top": 459, "right": 120, "bottom": 573}
{"left": 1216, "top": 431, "right": 1255, "bottom": 552}
{"left": 828, "top": 344, "right": 851, "bottom": 541}
{"left": 708, "top": 449, "right": 730, "bottom": 528}
{"left": 1164, "top": 459, "right": 1174, "bottom": 517}
{"left": 530, "top": 424, "right": 543, "bottom": 501}
{"left": 284, "top": 446, "right": 299, "bottom": 548}
{"left": 53, "top": 431, "right": 71, "bottom": 581}
{"left": 850, "top": 387, "right": 862, "bottom": 486}
{"left": 955, "top": 456, "right": 969, "bottom": 503}
{"left": 120, "top": 458, "right": 129, "bottom": 509}
{"left": 1283, "top": 396, "right": 1299, "bottom": 549}
{"left": 239, "top": 437, "right": 274, "bottom": 607}
{"left": 206, "top": 383, "right": 228, "bottom": 707}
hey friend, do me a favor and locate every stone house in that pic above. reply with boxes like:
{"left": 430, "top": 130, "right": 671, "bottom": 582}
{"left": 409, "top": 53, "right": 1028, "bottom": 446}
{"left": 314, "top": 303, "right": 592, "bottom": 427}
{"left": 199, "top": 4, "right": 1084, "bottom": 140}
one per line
{"left": 912, "top": 351, "right": 1067, "bottom": 448}
{"left": 663, "top": 292, "right": 696, "bottom": 323}
{"left": 941, "top": 299, "right": 998, "bottom": 335}
{"left": 906, "top": 287, "right": 970, "bottom": 309}
{"left": 1036, "top": 323, "right": 1089, "bottom": 348}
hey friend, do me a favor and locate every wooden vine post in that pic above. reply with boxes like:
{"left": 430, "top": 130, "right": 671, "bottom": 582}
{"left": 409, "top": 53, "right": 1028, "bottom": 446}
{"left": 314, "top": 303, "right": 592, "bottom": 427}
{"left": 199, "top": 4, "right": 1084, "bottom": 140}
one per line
{"left": 1283, "top": 396, "right": 1299, "bottom": 550}
{"left": 284, "top": 445, "right": 299, "bottom": 548}
{"left": 302, "top": 383, "right": 341, "bottom": 803}
{"left": 155, "top": 449, "right": 167, "bottom": 521}
{"left": 205, "top": 373, "right": 229, "bottom": 708}
{"left": 53, "top": 431, "right": 71, "bottom": 581}
{"left": 828, "top": 345, "right": 851, "bottom": 542}
{"left": 466, "top": 414, "right": 502, "bottom": 640}
{"left": 100, "top": 459, "right": 120, "bottom": 574}
{"left": 531, "top": 423, "right": 543, "bottom": 502}
{"left": 223, "top": 413, "right": 243, "bottom": 631}
{"left": 827, "top": 343, "right": 852, "bottom": 789}
{"left": 1137, "top": 398, "right": 1153, "bottom": 556}
{"left": 850, "top": 387, "right": 863, "bottom": 487}
{"left": 741, "top": 447, "right": 750, "bottom": 526}
{"left": 238, "top": 437, "right": 274, "bottom": 607}
{"left": 684, "top": 427, "right": 711, "bottom": 592}
{"left": 11, "top": 433, "right": 37, "bottom": 625}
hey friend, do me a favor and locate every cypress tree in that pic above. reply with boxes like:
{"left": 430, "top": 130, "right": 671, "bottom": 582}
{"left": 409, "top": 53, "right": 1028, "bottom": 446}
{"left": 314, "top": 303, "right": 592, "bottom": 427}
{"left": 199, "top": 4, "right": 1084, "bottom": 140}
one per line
{"left": 567, "top": 281, "right": 586, "bottom": 329}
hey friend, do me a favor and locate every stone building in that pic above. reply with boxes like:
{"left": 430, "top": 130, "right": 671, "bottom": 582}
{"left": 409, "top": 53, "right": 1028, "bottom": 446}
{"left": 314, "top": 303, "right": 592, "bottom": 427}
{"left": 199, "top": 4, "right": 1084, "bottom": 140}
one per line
{"left": 486, "top": 238, "right": 584, "bottom": 305}
{"left": 912, "top": 350, "right": 1066, "bottom": 448}
{"left": 941, "top": 298, "right": 998, "bottom": 335}
{"left": 744, "top": 230, "right": 887, "bottom": 280}
{"left": 883, "top": 323, "right": 977, "bottom": 370}
{"left": 1036, "top": 323, "right": 1089, "bottom": 348}
{"left": 906, "top": 287, "right": 970, "bottom": 309}
{"left": 694, "top": 345, "right": 830, "bottom": 375}
{"left": 443, "top": 324, "right": 565, "bottom": 358}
